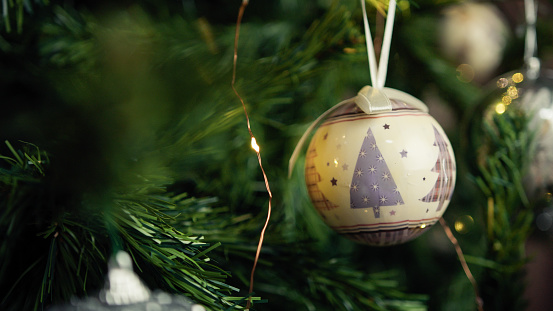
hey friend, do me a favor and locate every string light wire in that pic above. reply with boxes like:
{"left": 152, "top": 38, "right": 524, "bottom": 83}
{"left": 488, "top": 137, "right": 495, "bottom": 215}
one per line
{"left": 439, "top": 218, "right": 484, "bottom": 311}
{"left": 231, "top": 0, "right": 273, "bottom": 309}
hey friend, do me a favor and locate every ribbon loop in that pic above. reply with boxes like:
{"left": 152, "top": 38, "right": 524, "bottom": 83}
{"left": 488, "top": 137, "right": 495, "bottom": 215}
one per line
{"left": 361, "top": 0, "right": 397, "bottom": 89}
{"left": 355, "top": 85, "right": 392, "bottom": 114}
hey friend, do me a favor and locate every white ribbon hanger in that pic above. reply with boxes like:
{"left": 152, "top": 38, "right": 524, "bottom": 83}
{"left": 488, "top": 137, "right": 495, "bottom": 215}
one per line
{"left": 289, "top": 0, "right": 429, "bottom": 177}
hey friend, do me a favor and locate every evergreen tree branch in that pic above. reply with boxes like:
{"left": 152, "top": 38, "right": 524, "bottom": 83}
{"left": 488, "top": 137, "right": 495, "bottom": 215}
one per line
{"left": 471, "top": 98, "right": 538, "bottom": 310}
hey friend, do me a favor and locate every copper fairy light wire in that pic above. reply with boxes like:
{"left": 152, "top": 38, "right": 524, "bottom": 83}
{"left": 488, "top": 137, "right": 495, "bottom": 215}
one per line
{"left": 231, "top": 0, "right": 273, "bottom": 309}
{"left": 439, "top": 217, "right": 484, "bottom": 311}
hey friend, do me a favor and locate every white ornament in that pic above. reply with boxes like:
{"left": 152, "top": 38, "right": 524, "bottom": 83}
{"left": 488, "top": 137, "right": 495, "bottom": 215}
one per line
{"left": 440, "top": 2, "right": 509, "bottom": 82}
{"left": 303, "top": 89, "right": 456, "bottom": 246}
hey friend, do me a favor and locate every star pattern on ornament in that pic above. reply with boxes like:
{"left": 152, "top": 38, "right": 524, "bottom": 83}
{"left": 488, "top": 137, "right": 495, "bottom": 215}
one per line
{"left": 390, "top": 210, "right": 396, "bottom": 216}
{"left": 400, "top": 149, "right": 408, "bottom": 158}
{"left": 342, "top": 163, "right": 349, "bottom": 171}
{"left": 383, "top": 124, "right": 390, "bottom": 129}
{"left": 349, "top": 127, "right": 405, "bottom": 219}
{"left": 331, "top": 177, "right": 337, "bottom": 186}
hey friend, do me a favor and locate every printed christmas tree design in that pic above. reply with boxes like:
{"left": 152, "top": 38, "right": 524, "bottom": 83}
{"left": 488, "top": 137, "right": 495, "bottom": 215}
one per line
{"left": 420, "top": 125, "right": 456, "bottom": 211}
{"left": 350, "top": 128, "right": 404, "bottom": 218}
{"left": 305, "top": 145, "right": 339, "bottom": 212}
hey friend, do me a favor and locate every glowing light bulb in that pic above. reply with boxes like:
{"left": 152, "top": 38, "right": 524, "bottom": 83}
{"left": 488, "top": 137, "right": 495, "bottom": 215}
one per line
{"left": 497, "top": 78, "right": 509, "bottom": 88}
{"left": 454, "top": 215, "right": 474, "bottom": 234}
{"left": 495, "top": 103, "right": 506, "bottom": 114}
{"left": 512, "top": 72, "right": 524, "bottom": 83}
{"left": 251, "top": 137, "right": 260, "bottom": 152}
{"left": 508, "top": 86, "right": 518, "bottom": 98}
{"left": 502, "top": 96, "right": 512, "bottom": 105}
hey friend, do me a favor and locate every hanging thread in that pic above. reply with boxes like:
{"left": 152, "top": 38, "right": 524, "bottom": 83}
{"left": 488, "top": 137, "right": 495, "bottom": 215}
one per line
{"left": 231, "top": 0, "right": 274, "bottom": 309}
{"left": 439, "top": 218, "right": 484, "bottom": 311}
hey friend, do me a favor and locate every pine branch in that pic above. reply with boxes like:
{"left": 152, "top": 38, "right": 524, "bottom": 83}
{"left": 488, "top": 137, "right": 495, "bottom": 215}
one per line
{"left": 180, "top": 198, "right": 428, "bottom": 310}
{"left": 469, "top": 95, "right": 538, "bottom": 311}
{"left": 0, "top": 141, "right": 258, "bottom": 310}
{"left": 1, "top": 0, "right": 49, "bottom": 33}
{"left": 108, "top": 188, "right": 259, "bottom": 310}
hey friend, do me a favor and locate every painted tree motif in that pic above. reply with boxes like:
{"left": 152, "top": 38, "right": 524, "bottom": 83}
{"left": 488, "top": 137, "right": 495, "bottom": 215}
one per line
{"left": 350, "top": 128, "right": 404, "bottom": 218}
{"left": 305, "top": 146, "right": 339, "bottom": 212}
{"left": 420, "top": 125, "right": 456, "bottom": 211}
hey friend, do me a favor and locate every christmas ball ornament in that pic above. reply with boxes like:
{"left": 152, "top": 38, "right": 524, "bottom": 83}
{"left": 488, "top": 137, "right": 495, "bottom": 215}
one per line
{"left": 439, "top": 2, "right": 509, "bottom": 82}
{"left": 468, "top": 69, "right": 553, "bottom": 197}
{"left": 303, "top": 87, "right": 456, "bottom": 246}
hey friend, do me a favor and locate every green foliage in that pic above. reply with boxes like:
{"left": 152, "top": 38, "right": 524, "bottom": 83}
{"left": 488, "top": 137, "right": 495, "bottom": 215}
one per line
{"left": 467, "top": 92, "right": 538, "bottom": 310}
{"left": 3, "top": 0, "right": 551, "bottom": 310}
{"left": 0, "top": 1, "right": 437, "bottom": 309}
{"left": 0, "top": 141, "right": 106, "bottom": 310}
{"left": 0, "top": 140, "right": 255, "bottom": 310}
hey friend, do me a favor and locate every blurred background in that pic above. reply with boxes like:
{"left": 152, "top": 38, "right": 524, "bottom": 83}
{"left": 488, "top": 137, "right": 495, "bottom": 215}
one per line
{"left": 1, "top": 0, "right": 553, "bottom": 310}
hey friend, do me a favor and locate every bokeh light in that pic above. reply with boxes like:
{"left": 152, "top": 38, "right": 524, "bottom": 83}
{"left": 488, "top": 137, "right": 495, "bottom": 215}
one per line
{"left": 454, "top": 215, "right": 474, "bottom": 234}
{"left": 495, "top": 103, "right": 506, "bottom": 114}
{"left": 512, "top": 72, "right": 524, "bottom": 83}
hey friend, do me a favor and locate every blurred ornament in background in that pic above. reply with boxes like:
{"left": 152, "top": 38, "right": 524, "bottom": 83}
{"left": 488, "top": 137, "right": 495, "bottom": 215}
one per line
{"left": 454, "top": 214, "right": 475, "bottom": 235}
{"left": 536, "top": 205, "right": 553, "bottom": 235}
{"left": 303, "top": 87, "right": 456, "bottom": 246}
{"left": 49, "top": 251, "right": 206, "bottom": 311}
{"left": 467, "top": 67, "right": 553, "bottom": 199}
{"left": 520, "top": 70, "right": 553, "bottom": 196}
{"left": 439, "top": 2, "right": 509, "bottom": 83}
